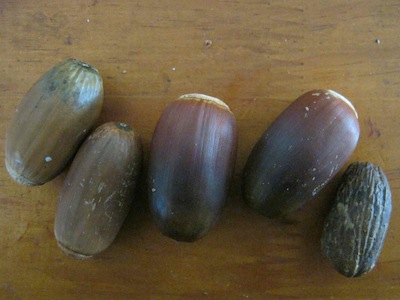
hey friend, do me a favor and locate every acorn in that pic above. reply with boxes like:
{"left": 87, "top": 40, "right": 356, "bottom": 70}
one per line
{"left": 5, "top": 58, "right": 103, "bottom": 186}
{"left": 54, "top": 122, "right": 142, "bottom": 259}
{"left": 321, "top": 162, "right": 392, "bottom": 277}
{"left": 148, "top": 94, "right": 238, "bottom": 242}
{"left": 243, "top": 90, "right": 360, "bottom": 218}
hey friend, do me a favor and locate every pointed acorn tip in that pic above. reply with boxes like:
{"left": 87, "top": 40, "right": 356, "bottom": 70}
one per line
{"left": 327, "top": 90, "right": 358, "bottom": 119}
{"left": 114, "top": 122, "right": 133, "bottom": 131}
{"left": 65, "top": 58, "right": 100, "bottom": 74}
{"left": 179, "top": 93, "right": 231, "bottom": 112}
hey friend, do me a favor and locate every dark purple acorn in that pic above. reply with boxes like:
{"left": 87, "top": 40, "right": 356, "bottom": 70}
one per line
{"left": 243, "top": 90, "right": 360, "bottom": 218}
{"left": 321, "top": 162, "right": 392, "bottom": 277}
{"left": 148, "top": 94, "right": 237, "bottom": 242}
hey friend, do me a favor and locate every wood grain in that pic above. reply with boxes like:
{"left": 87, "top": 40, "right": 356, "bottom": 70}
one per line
{"left": 1, "top": 0, "right": 400, "bottom": 299}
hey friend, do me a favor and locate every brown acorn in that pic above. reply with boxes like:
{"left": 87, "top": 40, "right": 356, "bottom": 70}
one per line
{"left": 54, "top": 122, "right": 142, "bottom": 259}
{"left": 148, "top": 94, "right": 237, "bottom": 242}
{"left": 5, "top": 58, "right": 103, "bottom": 186}
{"left": 243, "top": 90, "right": 360, "bottom": 218}
{"left": 321, "top": 162, "right": 392, "bottom": 277}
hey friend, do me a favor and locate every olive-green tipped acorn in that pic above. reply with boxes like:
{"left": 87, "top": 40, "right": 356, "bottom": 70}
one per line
{"left": 54, "top": 122, "right": 142, "bottom": 259}
{"left": 321, "top": 162, "right": 392, "bottom": 277}
{"left": 5, "top": 58, "right": 104, "bottom": 186}
{"left": 148, "top": 94, "right": 237, "bottom": 242}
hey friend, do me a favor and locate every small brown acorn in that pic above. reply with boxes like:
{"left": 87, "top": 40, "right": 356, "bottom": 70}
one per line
{"left": 243, "top": 90, "right": 360, "bottom": 218}
{"left": 148, "top": 94, "right": 237, "bottom": 242}
{"left": 5, "top": 58, "right": 103, "bottom": 186}
{"left": 321, "top": 162, "right": 392, "bottom": 277}
{"left": 54, "top": 122, "right": 142, "bottom": 259}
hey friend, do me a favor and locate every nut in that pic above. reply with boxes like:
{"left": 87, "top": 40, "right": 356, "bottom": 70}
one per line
{"left": 5, "top": 58, "right": 103, "bottom": 186}
{"left": 54, "top": 122, "right": 142, "bottom": 259}
{"left": 243, "top": 90, "right": 360, "bottom": 218}
{"left": 148, "top": 94, "right": 237, "bottom": 242}
{"left": 321, "top": 162, "right": 392, "bottom": 277}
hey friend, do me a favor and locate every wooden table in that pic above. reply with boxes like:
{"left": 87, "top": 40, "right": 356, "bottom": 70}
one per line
{"left": 1, "top": 1, "right": 399, "bottom": 299}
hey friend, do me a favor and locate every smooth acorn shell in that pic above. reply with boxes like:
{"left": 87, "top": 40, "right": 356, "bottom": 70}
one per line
{"left": 321, "top": 162, "right": 392, "bottom": 277}
{"left": 148, "top": 94, "right": 238, "bottom": 242}
{"left": 243, "top": 90, "right": 360, "bottom": 218}
{"left": 54, "top": 122, "right": 142, "bottom": 259}
{"left": 5, "top": 58, "right": 103, "bottom": 186}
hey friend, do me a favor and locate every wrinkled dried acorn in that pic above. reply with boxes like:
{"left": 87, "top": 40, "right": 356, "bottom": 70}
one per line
{"left": 5, "top": 58, "right": 103, "bottom": 186}
{"left": 54, "top": 122, "right": 142, "bottom": 259}
{"left": 148, "top": 94, "right": 237, "bottom": 242}
{"left": 243, "top": 90, "right": 360, "bottom": 218}
{"left": 321, "top": 162, "right": 392, "bottom": 277}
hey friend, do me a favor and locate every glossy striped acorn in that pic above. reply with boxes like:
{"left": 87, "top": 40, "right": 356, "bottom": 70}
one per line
{"left": 243, "top": 90, "right": 360, "bottom": 218}
{"left": 148, "top": 94, "right": 238, "bottom": 242}
{"left": 54, "top": 122, "right": 142, "bottom": 259}
{"left": 5, "top": 58, "right": 103, "bottom": 186}
{"left": 321, "top": 162, "right": 392, "bottom": 277}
